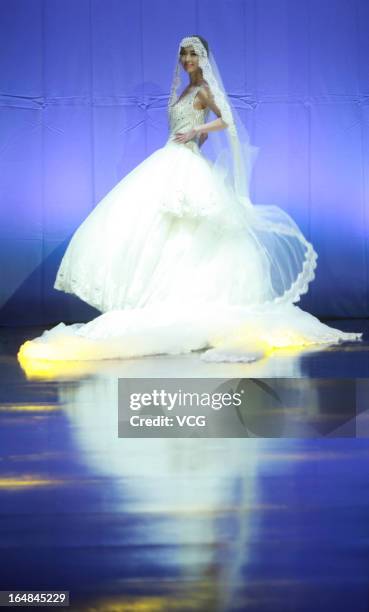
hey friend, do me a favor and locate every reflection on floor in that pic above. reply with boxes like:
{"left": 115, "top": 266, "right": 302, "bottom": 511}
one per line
{"left": 0, "top": 319, "right": 368, "bottom": 611}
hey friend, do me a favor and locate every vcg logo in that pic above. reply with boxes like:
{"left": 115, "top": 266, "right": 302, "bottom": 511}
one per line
{"left": 177, "top": 415, "right": 206, "bottom": 427}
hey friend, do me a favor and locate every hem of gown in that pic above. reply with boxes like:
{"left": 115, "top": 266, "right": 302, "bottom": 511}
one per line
{"left": 19, "top": 294, "right": 363, "bottom": 363}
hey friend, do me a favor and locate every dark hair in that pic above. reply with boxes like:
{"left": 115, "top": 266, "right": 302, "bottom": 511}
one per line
{"left": 190, "top": 34, "right": 209, "bottom": 56}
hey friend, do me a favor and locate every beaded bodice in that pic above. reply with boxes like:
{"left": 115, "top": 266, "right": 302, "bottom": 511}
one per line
{"left": 167, "top": 85, "right": 209, "bottom": 153}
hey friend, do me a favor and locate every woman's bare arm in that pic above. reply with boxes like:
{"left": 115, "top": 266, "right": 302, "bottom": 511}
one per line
{"left": 194, "top": 85, "right": 229, "bottom": 134}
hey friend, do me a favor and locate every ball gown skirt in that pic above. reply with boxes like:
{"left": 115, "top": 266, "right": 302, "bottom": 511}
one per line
{"left": 18, "top": 86, "right": 363, "bottom": 363}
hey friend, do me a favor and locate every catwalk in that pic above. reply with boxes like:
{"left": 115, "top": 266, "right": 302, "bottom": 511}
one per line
{"left": 0, "top": 320, "right": 368, "bottom": 611}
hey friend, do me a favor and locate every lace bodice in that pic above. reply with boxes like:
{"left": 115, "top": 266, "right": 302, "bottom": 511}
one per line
{"left": 167, "top": 85, "right": 209, "bottom": 153}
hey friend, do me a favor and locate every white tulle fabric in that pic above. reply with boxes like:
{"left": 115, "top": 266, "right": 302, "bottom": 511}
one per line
{"left": 18, "top": 37, "right": 363, "bottom": 363}
{"left": 21, "top": 301, "right": 361, "bottom": 363}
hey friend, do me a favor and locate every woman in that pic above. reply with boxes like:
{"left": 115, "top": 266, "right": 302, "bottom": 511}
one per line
{"left": 18, "top": 35, "right": 362, "bottom": 363}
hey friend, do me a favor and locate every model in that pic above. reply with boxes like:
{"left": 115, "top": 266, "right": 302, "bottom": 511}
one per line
{"left": 18, "top": 35, "right": 362, "bottom": 363}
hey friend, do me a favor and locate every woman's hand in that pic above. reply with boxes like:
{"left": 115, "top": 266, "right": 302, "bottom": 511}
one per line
{"left": 174, "top": 128, "right": 198, "bottom": 144}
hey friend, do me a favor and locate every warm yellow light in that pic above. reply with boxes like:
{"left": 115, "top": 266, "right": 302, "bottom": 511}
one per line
{"left": 79, "top": 591, "right": 219, "bottom": 612}
{"left": 215, "top": 324, "right": 319, "bottom": 351}
{"left": 0, "top": 476, "right": 64, "bottom": 489}
{"left": 17, "top": 351, "right": 100, "bottom": 380}
{"left": 18, "top": 337, "right": 95, "bottom": 361}
{"left": 0, "top": 404, "right": 60, "bottom": 413}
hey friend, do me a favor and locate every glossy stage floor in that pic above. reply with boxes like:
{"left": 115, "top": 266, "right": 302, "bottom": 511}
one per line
{"left": 0, "top": 318, "right": 368, "bottom": 612}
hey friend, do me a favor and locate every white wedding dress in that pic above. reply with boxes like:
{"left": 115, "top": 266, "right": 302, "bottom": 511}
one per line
{"left": 18, "top": 85, "right": 362, "bottom": 362}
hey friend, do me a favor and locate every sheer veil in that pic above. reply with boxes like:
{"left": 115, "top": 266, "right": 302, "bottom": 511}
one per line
{"left": 169, "top": 36, "right": 318, "bottom": 309}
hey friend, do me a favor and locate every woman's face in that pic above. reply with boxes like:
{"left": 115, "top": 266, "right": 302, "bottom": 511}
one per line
{"left": 179, "top": 45, "right": 200, "bottom": 73}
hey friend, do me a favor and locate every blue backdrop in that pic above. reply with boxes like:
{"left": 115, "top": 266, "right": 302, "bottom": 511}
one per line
{"left": 0, "top": 0, "right": 368, "bottom": 325}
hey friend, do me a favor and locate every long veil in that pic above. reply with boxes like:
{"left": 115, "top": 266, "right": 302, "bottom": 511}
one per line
{"left": 169, "top": 36, "right": 318, "bottom": 309}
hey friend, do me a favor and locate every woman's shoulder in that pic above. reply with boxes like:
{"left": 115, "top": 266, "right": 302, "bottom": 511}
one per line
{"left": 197, "top": 81, "right": 214, "bottom": 104}
{"left": 198, "top": 79, "right": 210, "bottom": 92}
